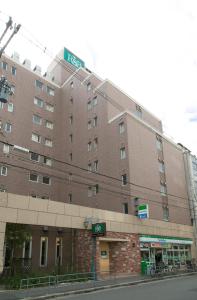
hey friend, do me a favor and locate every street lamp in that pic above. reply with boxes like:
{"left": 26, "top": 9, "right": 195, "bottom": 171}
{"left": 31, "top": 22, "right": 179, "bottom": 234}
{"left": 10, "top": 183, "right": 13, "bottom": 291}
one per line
{"left": 0, "top": 76, "right": 13, "bottom": 103}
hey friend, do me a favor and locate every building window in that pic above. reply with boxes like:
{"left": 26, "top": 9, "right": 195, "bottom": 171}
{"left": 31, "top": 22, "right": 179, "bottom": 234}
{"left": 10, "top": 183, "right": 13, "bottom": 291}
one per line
{"left": 93, "top": 138, "right": 98, "bottom": 150}
{"left": 120, "top": 147, "right": 126, "bottom": 159}
{"left": 160, "top": 184, "right": 167, "bottom": 196}
{"left": 87, "top": 101, "right": 92, "bottom": 111}
{"left": 30, "top": 152, "right": 40, "bottom": 162}
{"left": 68, "top": 193, "right": 72, "bottom": 203}
{"left": 88, "top": 141, "right": 92, "bottom": 152}
{"left": 92, "top": 96, "right": 97, "bottom": 106}
{"left": 44, "top": 138, "right": 53, "bottom": 147}
{"left": 119, "top": 122, "right": 125, "bottom": 134}
{"left": 7, "top": 103, "right": 14, "bottom": 112}
{"left": 42, "top": 176, "right": 51, "bottom": 185}
{"left": 5, "top": 123, "right": 12, "bottom": 133}
{"left": 88, "top": 163, "right": 92, "bottom": 172}
{"left": 92, "top": 184, "right": 99, "bottom": 195}
{"left": 163, "top": 206, "right": 169, "bottom": 221}
{"left": 93, "top": 160, "right": 98, "bottom": 172}
{"left": 11, "top": 85, "right": 15, "bottom": 94}
{"left": 88, "top": 186, "right": 92, "bottom": 197}
{"left": 69, "top": 134, "right": 73, "bottom": 143}
{"left": 69, "top": 115, "right": 73, "bottom": 125}
{"left": 159, "top": 161, "right": 165, "bottom": 173}
{"left": 70, "top": 97, "right": 73, "bottom": 104}
{"left": 33, "top": 114, "right": 42, "bottom": 125}
{"left": 44, "top": 157, "right": 52, "bottom": 166}
{"left": 46, "top": 103, "right": 54, "bottom": 112}
{"left": 46, "top": 120, "right": 54, "bottom": 130}
{"left": 35, "top": 80, "right": 43, "bottom": 90}
{"left": 31, "top": 133, "right": 41, "bottom": 143}
{"left": 70, "top": 81, "right": 74, "bottom": 88}
{"left": 88, "top": 120, "right": 91, "bottom": 129}
{"left": 87, "top": 82, "right": 91, "bottom": 91}
{"left": 40, "top": 237, "right": 48, "bottom": 267}
{"left": 34, "top": 97, "right": 44, "bottom": 108}
{"left": 22, "top": 238, "right": 32, "bottom": 266}
{"left": 3, "top": 144, "right": 9, "bottom": 154}
{"left": 55, "top": 237, "right": 62, "bottom": 266}
{"left": 69, "top": 153, "right": 72, "bottom": 161}
{"left": 1, "top": 166, "right": 7, "bottom": 176}
{"left": 11, "top": 66, "right": 16, "bottom": 76}
{"left": 123, "top": 202, "right": 129, "bottom": 214}
{"left": 134, "top": 197, "right": 139, "bottom": 216}
{"left": 121, "top": 174, "right": 127, "bottom": 185}
{"left": 92, "top": 116, "right": 97, "bottom": 127}
{"left": 156, "top": 135, "right": 162, "bottom": 150}
{"left": 2, "top": 61, "right": 8, "bottom": 70}
{"left": 47, "top": 86, "right": 55, "bottom": 96}
{"left": 29, "top": 173, "right": 38, "bottom": 182}
{"left": 135, "top": 104, "right": 142, "bottom": 118}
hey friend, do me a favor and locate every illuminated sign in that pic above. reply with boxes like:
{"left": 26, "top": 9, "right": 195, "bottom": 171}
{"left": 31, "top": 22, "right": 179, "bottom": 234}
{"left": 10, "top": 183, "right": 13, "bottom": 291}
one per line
{"left": 64, "top": 48, "right": 85, "bottom": 68}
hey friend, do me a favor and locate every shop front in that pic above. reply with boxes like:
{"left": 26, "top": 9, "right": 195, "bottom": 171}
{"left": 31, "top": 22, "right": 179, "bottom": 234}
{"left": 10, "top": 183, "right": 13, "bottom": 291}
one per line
{"left": 140, "top": 235, "right": 193, "bottom": 270}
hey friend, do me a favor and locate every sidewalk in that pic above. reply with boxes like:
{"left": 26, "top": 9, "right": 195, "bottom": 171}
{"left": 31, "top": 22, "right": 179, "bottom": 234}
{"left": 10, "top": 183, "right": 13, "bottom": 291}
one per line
{"left": 0, "top": 272, "right": 196, "bottom": 300}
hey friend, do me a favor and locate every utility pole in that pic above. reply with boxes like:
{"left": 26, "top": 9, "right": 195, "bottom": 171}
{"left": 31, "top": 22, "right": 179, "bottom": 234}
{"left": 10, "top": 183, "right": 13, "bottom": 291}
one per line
{"left": 0, "top": 16, "right": 21, "bottom": 103}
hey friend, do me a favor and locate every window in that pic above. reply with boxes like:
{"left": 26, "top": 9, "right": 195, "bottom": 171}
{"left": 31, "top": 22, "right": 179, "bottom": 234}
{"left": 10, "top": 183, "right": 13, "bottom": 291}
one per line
{"left": 44, "top": 157, "right": 52, "bottom": 166}
{"left": 46, "top": 120, "right": 54, "bottom": 130}
{"left": 88, "top": 120, "right": 91, "bottom": 129}
{"left": 69, "top": 153, "right": 72, "bottom": 161}
{"left": 93, "top": 160, "right": 98, "bottom": 172}
{"left": 55, "top": 237, "right": 62, "bottom": 266}
{"left": 47, "top": 86, "right": 55, "bottom": 96}
{"left": 88, "top": 141, "right": 92, "bottom": 152}
{"left": 163, "top": 206, "right": 169, "bottom": 221}
{"left": 44, "top": 138, "right": 53, "bottom": 147}
{"left": 68, "top": 193, "right": 72, "bottom": 203}
{"left": 68, "top": 173, "right": 72, "bottom": 182}
{"left": 70, "top": 97, "right": 73, "bottom": 104}
{"left": 46, "top": 103, "right": 54, "bottom": 112}
{"left": 134, "top": 197, "right": 139, "bottom": 216}
{"left": 92, "top": 96, "right": 97, "bottom": 106}
{"left": 30, "top": 152, "right": 40, "bottom": 162}
{"left": 42, "top": 176, "right": 51, "bottom": 185}
{"left": 2, "top": 61, "right": 7, "bottom": 70}
{"left": 7, "top": 103, "right": 14, "bottom": 112}
{"left": 33, "top": 114, "right": 42, "bottom": 125}
{"left": 159, "top": 161, "right": 165, "bottom": 173}
{"left": 135, "top": 104, "right": 142, "bottom": 118}
{"left": 40, "top": 237, "right": 48, "bottom": 267}
{"left": 69, "top": 115, "right": 73, "bottom": 125}
{"left": 120, "top": 147, "right": 126, "bottom": 159}
{"left": 22, "top": 238, "right": 32, "bottom": 266}
{"left": 88, "top": 163, "right": 92, "bottom": 172}
{"left": 34, "top": 97, "right": 44, "bottom": 108}
{"left": 29, "top": 173, "right": 38, "bottom": 182}
{"left": 119, "top": 122, "right": 125, "bottom": 134}
{"left": 69, "top": 134, "right": 73, "bottom": 143}
{"left": 156, "top": 135, "right": 162, "bottom": 150}
{"left": 92, "top": 116, "right": 97, "bottom": 127}
{"left": 88, "top": 186, "right": 92, "bottom": 197}
{"left": 10, "top": 85, "right": 15, "bottom": 94}
{"left": 35, "top": 80, "right": 43, "bottom": 90}
{"left": 5, "top": 123, "right": 12, "bottom": 133}
{"left": 121, "top": 174, "right": 127, "bottom": 185}
{"left": 93, "top": 138, "right": 98, "bottom": 150}
{"left": 87, "top": 82, "right": 91, "bottom": 91}
{"left": 70, "top": 81, "right": 74, "bottom": 88}
{"left": 11, "top": 66, "right": 16, "bottom": 76}
{"left": 32, "top": 133, "right": 41, "bottom": 143}
{"left": 1, "top": 166, "right": 7, "bottom": 176}
{"left": 160, "top": 184, "right": 167, "bottom": 195}
{"left": 3, "top": 144, "right": 9, "bottom": 154}
{"left": 92, "top": 184, "right": 99, "bottom": 195}
{"left": 87, "top": 101, "right": 92, "bottom": 111}
{"left": 123, "top": 202, "right": 129, "bottom": 214}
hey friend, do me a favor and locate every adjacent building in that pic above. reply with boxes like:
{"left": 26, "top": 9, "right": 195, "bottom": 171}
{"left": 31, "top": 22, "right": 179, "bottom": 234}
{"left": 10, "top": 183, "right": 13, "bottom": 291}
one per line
{"left": 0, "top": 48, "right": 195, "bottom": 275}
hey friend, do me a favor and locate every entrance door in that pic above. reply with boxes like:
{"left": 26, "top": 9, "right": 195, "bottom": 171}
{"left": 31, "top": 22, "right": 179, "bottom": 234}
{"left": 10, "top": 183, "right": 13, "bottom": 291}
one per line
{"left": 100, "top": 242, "right": 109, "bottom": 273}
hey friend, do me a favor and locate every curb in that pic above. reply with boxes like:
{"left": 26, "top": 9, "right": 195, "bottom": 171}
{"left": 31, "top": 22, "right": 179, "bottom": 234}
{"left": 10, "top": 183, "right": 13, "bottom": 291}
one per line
{"left": 23, "top": 272, "right": 197, "bottom": 300}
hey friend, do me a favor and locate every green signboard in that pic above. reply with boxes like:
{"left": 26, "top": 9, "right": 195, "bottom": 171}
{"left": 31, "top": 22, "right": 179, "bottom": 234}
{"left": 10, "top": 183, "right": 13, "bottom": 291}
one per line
{"left": 64, "top": 48, "right": 85, "bottom": 68}
{"left": 92, "top": 223, "right": 106, "bottom": 237}
{"left": 138, "top": 204, "right": 149, "bottom": 219}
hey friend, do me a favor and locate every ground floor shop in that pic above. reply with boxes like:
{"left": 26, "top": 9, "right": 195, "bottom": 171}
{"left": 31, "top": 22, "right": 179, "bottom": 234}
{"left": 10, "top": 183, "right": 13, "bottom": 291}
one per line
{"left": 140, "top": 235, "right": 193, "bottom": 271}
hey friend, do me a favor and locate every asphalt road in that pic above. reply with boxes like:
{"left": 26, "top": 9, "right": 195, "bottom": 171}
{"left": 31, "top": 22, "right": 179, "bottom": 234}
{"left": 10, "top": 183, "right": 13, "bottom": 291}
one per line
{"left": 55, "top": 274, "right": 197, "bottom": 300}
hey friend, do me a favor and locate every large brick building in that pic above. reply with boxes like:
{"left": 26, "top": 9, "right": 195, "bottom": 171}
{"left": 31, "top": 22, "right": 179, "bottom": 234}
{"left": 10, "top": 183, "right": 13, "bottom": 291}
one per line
{"left": 0, "top": 48, "right": 195, "bottom": 275}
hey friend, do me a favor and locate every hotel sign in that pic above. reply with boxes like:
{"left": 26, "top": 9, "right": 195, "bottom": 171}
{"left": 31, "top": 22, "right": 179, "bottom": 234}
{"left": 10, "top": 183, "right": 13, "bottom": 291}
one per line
{"left": 64, "top": 48, "right": 85, "bottom": 68}
{"left": 92, "top": 223, "right": 106, "bottom": 237}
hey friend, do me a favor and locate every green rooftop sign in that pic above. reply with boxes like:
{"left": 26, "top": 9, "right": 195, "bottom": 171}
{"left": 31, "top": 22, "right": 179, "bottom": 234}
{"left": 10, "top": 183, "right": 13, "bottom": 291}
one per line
{"left": 64, "top": 48, "right": 85, "bottom": 68}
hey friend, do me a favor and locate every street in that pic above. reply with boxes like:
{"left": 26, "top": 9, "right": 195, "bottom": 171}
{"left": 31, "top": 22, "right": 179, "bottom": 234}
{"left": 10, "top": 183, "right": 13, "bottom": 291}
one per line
{"left": 54, "top": 275, "right": 197, "bottom": 300}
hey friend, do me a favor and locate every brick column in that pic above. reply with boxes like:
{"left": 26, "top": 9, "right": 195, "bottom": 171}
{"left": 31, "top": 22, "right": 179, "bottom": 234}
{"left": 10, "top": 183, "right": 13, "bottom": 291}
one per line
{"left": 0, "top": 222, "right": 6, "bottom": 274}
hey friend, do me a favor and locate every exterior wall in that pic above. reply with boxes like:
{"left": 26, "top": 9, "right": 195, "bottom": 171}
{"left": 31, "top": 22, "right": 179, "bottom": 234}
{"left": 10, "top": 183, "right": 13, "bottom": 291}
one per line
{"left": 0, "top": 222, "right": 6, "bottom": 273}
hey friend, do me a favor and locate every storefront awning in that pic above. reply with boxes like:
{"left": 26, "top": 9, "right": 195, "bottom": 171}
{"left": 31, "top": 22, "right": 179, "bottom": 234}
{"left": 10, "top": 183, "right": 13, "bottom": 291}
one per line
{"left": 140, "top": 235, "right": 193, "bottom": 245}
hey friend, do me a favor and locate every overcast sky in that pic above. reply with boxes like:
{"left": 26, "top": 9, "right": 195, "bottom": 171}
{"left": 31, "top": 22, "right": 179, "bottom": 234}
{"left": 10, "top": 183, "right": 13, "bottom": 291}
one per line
{"left": 0, "top": 0, "right": 197, "bottom": 155}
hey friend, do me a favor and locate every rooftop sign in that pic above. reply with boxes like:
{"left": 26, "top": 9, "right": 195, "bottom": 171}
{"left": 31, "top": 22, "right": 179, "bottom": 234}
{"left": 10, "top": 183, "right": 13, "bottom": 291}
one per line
{"left": 64, "top": 48, "right": 85, "bottom": 69}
